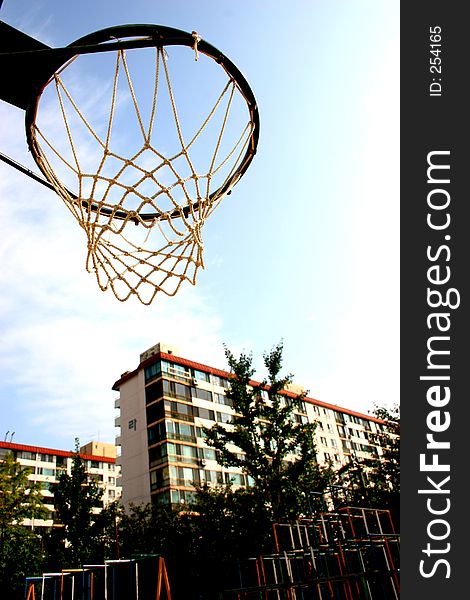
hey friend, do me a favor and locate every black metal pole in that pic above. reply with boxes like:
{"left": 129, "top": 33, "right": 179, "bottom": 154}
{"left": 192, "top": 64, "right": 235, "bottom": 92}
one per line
{"left": 0, "top": 150, "right": 56, "bottom": 192}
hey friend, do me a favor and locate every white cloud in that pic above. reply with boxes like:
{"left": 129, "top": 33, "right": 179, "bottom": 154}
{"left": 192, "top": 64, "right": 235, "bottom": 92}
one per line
{"left": 0, "top": 100, "right": 229, "bottom": 447}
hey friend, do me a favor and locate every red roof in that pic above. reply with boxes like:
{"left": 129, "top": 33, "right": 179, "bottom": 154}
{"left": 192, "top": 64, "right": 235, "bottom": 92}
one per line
{"left": 0, "top": 440, "right": 116, "bottom": 463}
{"left": 113, "top": 350, "right": 384, "bottom": 424}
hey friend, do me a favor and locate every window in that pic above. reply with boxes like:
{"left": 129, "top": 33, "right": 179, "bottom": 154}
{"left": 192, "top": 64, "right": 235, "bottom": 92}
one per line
{"left": 150, "top": 467, "right": 170, "bottom": 491}
{"left": 197, "top": 407, "right": 215, "bottom": 421}
{"left": 201, "top": 470, "right": 223, "bottom": 484}
{"left": 202, "top": 448, "right": 217, "bottom": 461}
{"left": 146, "top": 401, "right": 165, "bottom": 425}
{"left": 108, "top": 477, "right": 115, "bottom": 485}
{"left": 225, "top": 473, "right": 245, "bottom": 486}
{"left": 169, "top": 466, "right": 200, "bottom": 487}
{"left": 170, "top": 489, "right": 196, "bottom": 504}
{"left": 164, "top": 362, "right": 191, "bottom": 382}
{"left": 180, "top": 445, "right": 199, "bottom": 460}
{"left": 214, "top": 393, "right": 233, "bottom": 407}
{"left": 193, "top": 369, "right": 210, "bottom": 383}
{"left": 164, "top": 421, "right": 196, "bottom": 443}
{"left": 216, "top": 411, "right": 232, "bottom": 424}
{"left": 39, "top": 468, "right": 55, "bottom": 477}
{"left": 260, "top": 390, "right": 269, "bottom": 402}
{"left": 192, "top": 387, "right": 213, "bottom": 402}
{"left": 19, "top": 451, "right": 36, "bottom": 460}
{"left": 330, "top": 439, "right": 337, "bottom": 448}
{"left": 148, "top": 444, "right": 168, "bottom": 468}
{"left": 153, "top": 442, "right": 200, "bottom": 466}
{"left": 320, "top": 437, "right": 327, "bottom": 446}
{"left": 148, "top": 421, "right": 167, "bottom": 445}
{"left": 335, "top": 411, "right": 346, "bottom": 424}
{"left": 211, "top": 374, "right": 230, "bottom": 389}
{"left": 39, "top": 453, "right": 55, "bottom": 463}
{"left": 324, "top": 453, "right": 331, "bottom": 461}
{"left": 164, "top": 400, "right": 195, "bottom": 422}
{"left": 145, "top": 361, "right": 161, "bottom": 382}
{"left": 163, "top": 379, "right": 191, "bottom": 401}
{"left": 178, "top": 422, "right": 195, "bottom": 440}
{"left": 146, "top": 380, "right": 163, "bottom": 404}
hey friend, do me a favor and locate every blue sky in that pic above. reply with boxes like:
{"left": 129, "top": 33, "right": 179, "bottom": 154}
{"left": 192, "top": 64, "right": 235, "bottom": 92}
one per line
{"left": 0, "top": 0, "right": 399, "bottom": 451}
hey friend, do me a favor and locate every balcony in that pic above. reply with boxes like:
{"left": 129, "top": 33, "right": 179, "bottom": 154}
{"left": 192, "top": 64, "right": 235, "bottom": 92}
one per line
{"left": 165, "top": 366, "right": 192, "bottom": 383}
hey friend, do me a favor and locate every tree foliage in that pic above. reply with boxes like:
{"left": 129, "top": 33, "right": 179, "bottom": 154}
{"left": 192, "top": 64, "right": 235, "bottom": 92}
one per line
{"left": 118, "top": 485, "right": 274, "bottom": 600}
{"left": 204, "top": 343, "right": 334, "bottom": 519}
{"left": 334, "top": 404, "right": 400, "bottom": 526}
{"left": 45, "top": 439, "right": 119, "bottom": 567}
{"left": 0, "top": 451, "right": 47, "bottom": 597}
{"left": 366, "top": 404, "right": 400, "bottom": 494}
{"left": 0, "top": 451, "right": 48, "bottom": 534}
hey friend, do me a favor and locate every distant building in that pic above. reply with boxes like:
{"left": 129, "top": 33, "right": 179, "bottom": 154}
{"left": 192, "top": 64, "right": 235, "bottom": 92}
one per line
{"left": 113, "top": 342, "right": 387, "bottom": 509}
{"left": 0, "top": 440, "right": 121, "bottom": 528}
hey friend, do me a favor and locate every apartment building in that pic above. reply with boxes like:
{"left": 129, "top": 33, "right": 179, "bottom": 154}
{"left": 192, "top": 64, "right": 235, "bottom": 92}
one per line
{"left": 0, "top": 440, "right": 121, "bottom": 528}
{"left": 113, "top": 343, "right": 387, "bottom": 508}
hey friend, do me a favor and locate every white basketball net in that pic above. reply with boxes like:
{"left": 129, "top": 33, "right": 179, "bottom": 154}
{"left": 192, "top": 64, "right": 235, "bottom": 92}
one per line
{"left": 29, "top": 38, "right": 256, "bottom": 304}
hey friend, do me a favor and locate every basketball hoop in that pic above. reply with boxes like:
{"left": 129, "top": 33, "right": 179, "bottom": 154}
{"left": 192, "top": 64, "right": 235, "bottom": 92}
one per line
{"left": 0, "top": 23, "right": 259, "bottom": 304}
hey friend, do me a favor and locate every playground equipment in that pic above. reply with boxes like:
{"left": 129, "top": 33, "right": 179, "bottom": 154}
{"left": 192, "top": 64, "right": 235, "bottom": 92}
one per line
{"left": 223, "top": 507, "right": 400, "bottom": 600}
{"left": 24, "top": 555, "right": 171, "bottom": 600}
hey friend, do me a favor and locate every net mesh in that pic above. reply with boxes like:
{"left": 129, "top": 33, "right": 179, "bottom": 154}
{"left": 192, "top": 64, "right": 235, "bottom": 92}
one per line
{"left": 29, "top": 40, "right": 256, "bottom": 304}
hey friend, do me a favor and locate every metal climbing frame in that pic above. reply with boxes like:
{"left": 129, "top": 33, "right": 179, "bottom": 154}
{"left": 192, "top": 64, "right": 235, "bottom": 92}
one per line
{"left": 24, "top": 555, "right": 172, "bottom": 600}
{"left": 223, "top": 507, "right": 400, "bottom": 600}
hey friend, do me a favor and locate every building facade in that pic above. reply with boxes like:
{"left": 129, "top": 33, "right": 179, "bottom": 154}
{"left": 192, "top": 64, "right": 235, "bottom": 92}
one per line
{"left": 113, "top": 343, "right": 387, "bottom": 509}
{"left": 0, "top": 440, "right": 121, "bottom": 528}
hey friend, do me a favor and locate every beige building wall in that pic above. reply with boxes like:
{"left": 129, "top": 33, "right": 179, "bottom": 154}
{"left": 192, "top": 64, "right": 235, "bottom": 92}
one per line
{"left": 115, "top": 370, "right": 151, "bottom": 508}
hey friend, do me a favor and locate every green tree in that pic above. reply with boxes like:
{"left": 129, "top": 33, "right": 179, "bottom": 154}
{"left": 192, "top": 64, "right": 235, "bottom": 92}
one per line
{"left": 334, "top": 404, "right": 400, "bottom": 526}
{"left": 47, "top": 439, "right": 106, "bottom": 567}
{"left": 0, "top": 451, "right": 47, "bottom": 597}
{"left": 363, "top": 404, "right": 400, "bottom": 525}
{"left": 118, "top": 486, "right": 273, "bottom": 600}
{"left": 367, "top": 404, "right": 400, "bottom": 494}
{"left": 204, "top": 343, "right": 333, "bottom": 520}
